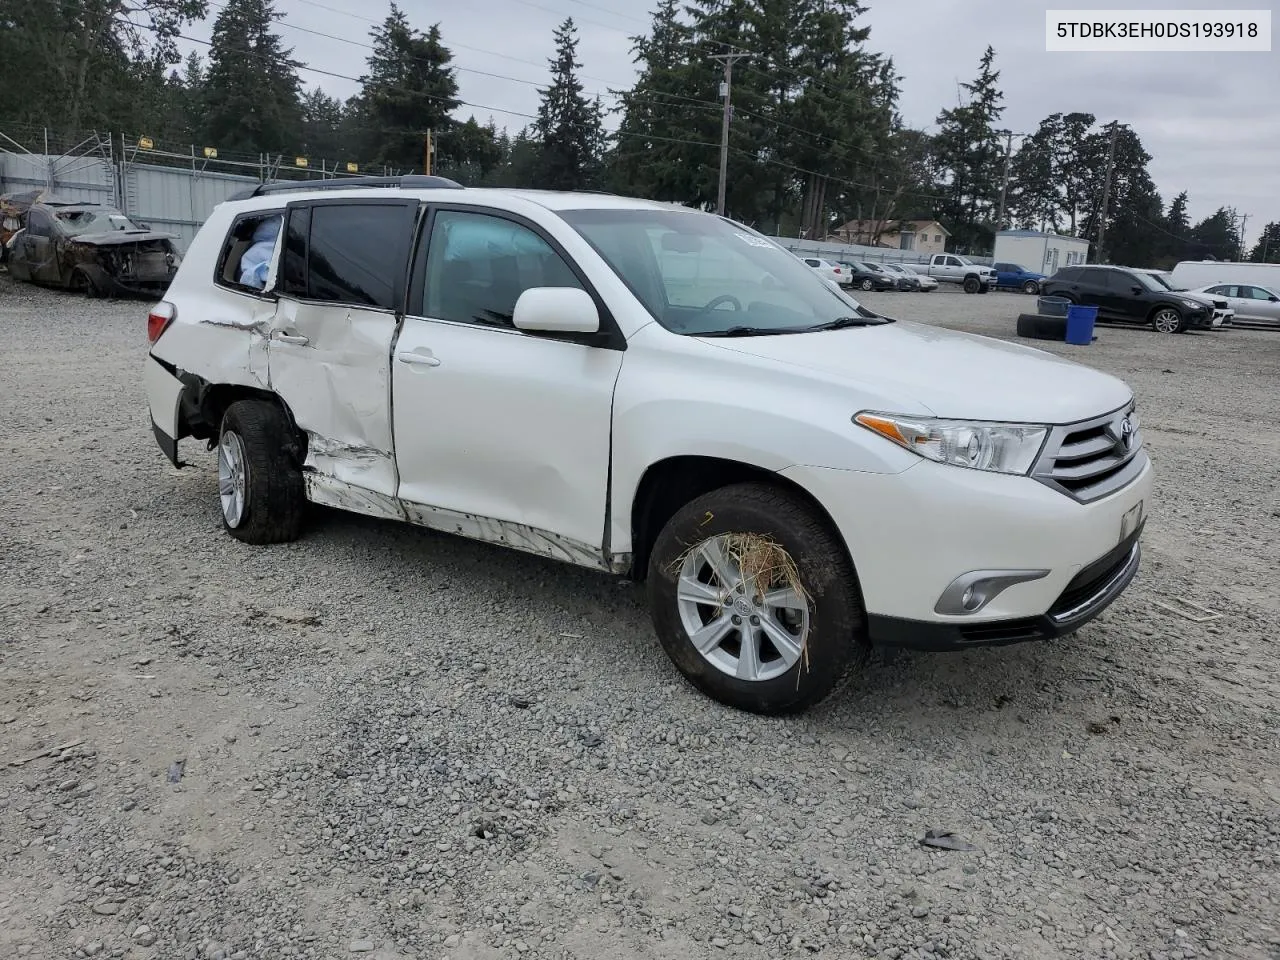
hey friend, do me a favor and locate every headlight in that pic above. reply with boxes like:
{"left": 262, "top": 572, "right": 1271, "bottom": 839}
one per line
{"left": 1179, "top": 298, "right": 1201, "bottom": 308}
{"left": 854, "top": 412, "right": 1048, "bottom": 475}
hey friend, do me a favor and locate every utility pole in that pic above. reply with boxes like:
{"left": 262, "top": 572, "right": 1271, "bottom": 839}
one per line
{"left": 423, "top": 129, "right": 434, "bottom": 176}
{"left": 995, "top": 129, "right": 1014, "bottom": 231}
{"left": 1237, "top": 212, "right": 1248, "bottom": 260}
{"left": 1095, "top": 121, "right": 1119, "bottom": 263}
{"left": 711, "top": 51, "right": 750, "bottom": 217}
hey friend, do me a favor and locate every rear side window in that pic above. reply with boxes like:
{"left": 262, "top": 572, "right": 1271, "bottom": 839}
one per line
{"left": 215, "top": 210, "right": 284, "bottom": 293}
{"left": 278, "top": 201, "right": 417, "bottom": 311}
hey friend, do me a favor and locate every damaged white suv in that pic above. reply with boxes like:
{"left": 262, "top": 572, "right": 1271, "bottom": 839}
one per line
{"left": 144, "top": 176, "right": 1152, "bottom": 714}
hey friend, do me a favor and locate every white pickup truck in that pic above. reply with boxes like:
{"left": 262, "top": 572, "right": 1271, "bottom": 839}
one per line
{"left": 908, "top": 254, "right": 997, "bottom": 294}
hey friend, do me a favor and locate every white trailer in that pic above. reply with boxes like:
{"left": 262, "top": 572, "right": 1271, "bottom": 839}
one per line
{"left": 1168, "top": 260, "right": 1280, "bottom": 291}
{"left": 992, "top": 230, "right": 1090, "bottom": 276}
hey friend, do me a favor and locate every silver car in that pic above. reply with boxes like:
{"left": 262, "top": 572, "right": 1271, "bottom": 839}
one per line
{"left": 1191, "top": 283, "right": 1280, "bottom": 327}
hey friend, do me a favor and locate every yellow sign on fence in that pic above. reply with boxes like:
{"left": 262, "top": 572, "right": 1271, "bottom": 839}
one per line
{"left": 346, "top": 162, "right": 359, "bottom": 173}
{"left": 295, "top": 157, "right": 308, "bottom": 168}
{"left": 203, "top": 147, "right": 218, "bottom": 159}
{"left": 138, "top": 136, "right": 154, "bottom": 150}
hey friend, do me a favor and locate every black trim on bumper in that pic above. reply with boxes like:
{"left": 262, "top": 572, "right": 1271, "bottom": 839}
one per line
{"left": 868, "top": 537, "right": 1143, "bottom": 652}
{"left": 151, "top": 418, "right": 182, "bottom": 468}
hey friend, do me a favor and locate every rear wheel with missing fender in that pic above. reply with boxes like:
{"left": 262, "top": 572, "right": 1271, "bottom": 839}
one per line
{"left": 646, "top": 482, "right": 868, "bottom": 715}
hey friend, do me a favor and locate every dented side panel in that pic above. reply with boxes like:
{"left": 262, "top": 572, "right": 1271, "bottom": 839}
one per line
{"left": 267, "top": 297, "right": 399, "bottom": 497}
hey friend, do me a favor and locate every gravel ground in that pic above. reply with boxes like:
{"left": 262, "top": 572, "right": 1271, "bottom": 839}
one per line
{"left": 1, "top": 273, "right": 1278, "bottom": 960}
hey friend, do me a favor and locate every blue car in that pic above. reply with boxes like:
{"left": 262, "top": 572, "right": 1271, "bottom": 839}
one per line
{"left": 992, "top": 262, "right": 1046, "bottom": 294}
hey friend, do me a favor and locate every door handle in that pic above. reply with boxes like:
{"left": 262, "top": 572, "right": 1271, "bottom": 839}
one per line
{"left": 397, "top": 351, "right": 440, "bottom": 367}
{"left": 275, "top": 332, "right": 309, "bottom": 345}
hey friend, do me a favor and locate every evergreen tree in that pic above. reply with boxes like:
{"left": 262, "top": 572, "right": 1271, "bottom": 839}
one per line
{"left": 533, "top": 18, "right": 604, "bottom": 191}
{"left": 202, "top": 0, "right": 302, "bottom": 155}
{"left": 1077, "top": 124, "right": 1163, "bottom": 265}
{"left": 1188, "top": 207, "right": 1239, "bottom": 261}
{"left": 607, "top": 0, "right": 703, "bottom": 202}
{"left": 932, "top": 46, "right": 1004, "bottom": 252}
{"left": 353, "top": 5, "right": 459, "bottom": 172}
{"left": 299, "top": 88, "right": 346, "bottom": 161}
{"left": 435, "top": 116, "right": 506, "bottom": 184}
{"left": 1159, "top": 190, "right": 1191, "bottom": 264}
{"left": 1248, "top": 222, "right": 1280, "bottom": 263}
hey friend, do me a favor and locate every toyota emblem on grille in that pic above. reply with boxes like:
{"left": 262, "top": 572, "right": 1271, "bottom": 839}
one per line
{"left": 1106, "top": 415, "right": 1135, "bottom": 454}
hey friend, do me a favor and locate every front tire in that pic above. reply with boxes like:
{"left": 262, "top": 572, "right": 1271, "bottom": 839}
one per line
{"left": 217, "top": 400, "right": 305, "bottom": 544}
{"left": 1150, "top": 307, "right": 1184, "bottom": 334}
{"left": 962, "top": 276, "right": 980, "bottom": 294}
{"left": 860, "top": 278, "right": 874, "bottom": 291}
{"left": 646, "top": 482, "right": 868, "bottom": 715}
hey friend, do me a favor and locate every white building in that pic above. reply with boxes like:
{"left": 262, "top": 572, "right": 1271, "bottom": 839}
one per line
{"left": 992, "top": 230, "right": 1090, "bottom": 276}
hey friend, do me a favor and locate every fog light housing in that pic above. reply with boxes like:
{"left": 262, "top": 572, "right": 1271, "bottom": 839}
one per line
{"left": 935, "top": 569, "right": 1052, "bottom": 616}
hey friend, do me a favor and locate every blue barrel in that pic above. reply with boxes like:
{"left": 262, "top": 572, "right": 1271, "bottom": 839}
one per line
{"left": 1037, "top": 295, "right": 1071, "bottom": 317}
{"left": 1065, "top": 304, "right": 1098, "bottom": 345}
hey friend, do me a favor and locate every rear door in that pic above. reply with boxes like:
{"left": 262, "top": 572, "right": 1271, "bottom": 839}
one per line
{"left": 268, "top": 197, "right": 420, "bottom": 499}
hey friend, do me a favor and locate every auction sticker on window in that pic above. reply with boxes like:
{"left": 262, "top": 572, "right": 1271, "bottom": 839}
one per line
{"left": 1046, "top": 9, "right": 1271, "bottom": 51}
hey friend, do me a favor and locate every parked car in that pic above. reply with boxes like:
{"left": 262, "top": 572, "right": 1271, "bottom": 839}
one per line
{"left": 838, "top": 260, "right": 897, "bottom": 292}
{"left": 907, "top": 254, "right": 997, "bottom": 293}
{"left": 1190, "top": 282, "right": 1280, "bottom": 327}
{"left": 877, "top": 262, "right": 921, "bottom": 291}
{"left": 144, "top": 176, "right": 1151, "bottom": 715}
{"left": 1129, "top": 268, "right": 1234, "bottom": 327}
{"left": 5, "top": 197, "right": 181, "bottom": 297}
{"left": 992, "top": 261, "right": 1046, "bottom": 294}
{"left": 1040, "top": 265, "right": 1222, "bottom": 333}
{"left": 881, "top": 262, "right": 936, "bottom": 291}
{"left": 799, "top": 256, "right": 847, "bottom": 286}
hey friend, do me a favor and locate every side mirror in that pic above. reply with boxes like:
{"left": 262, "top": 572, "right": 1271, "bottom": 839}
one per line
{"left": 513, "top": 287, "right": 600, "bottom": 334}
{"left": 1270, "top": 295, "right": 1279, "bottom": 302}
{"left": 1132, "top": 286, "right": 1143, "bottom": 294}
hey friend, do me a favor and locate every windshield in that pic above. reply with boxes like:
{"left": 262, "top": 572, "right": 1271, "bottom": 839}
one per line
{"left": 1147, "top": 272, "right": 1177, "bottom": 290}
{"left": 56, "top": 209, "right": 141, "bottom": 236}
{"left": 861, "top": 262, "right": 885, "bottom": 272}
{"left": 1130, "top": 270, "right": 1168, "bottom": 292}
{"left": 558, "top": 208, "right": 886, "bottom": 335}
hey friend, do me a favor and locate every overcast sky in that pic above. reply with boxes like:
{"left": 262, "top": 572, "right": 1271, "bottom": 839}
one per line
{"left": 184, "top": 0, "right": 1275, "bottom": 244}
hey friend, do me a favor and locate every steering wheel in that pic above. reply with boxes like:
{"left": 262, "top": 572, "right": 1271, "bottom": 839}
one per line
{"left": 697, "top": 294, "right": 742, "bottom": 314}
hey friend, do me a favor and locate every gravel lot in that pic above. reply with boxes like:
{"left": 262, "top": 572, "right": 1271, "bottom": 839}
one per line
{"left": 2, "top": 273, "right": 1278, "bottom": 960}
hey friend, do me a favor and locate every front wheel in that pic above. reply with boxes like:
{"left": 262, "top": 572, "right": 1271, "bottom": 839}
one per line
{"left": 962, "top": 276, "right": 980, "bottom": 294}
{"left": 646, "top": 482, "right": 868, "bottom": 715}
{"left": 860, "top": 278, "right": 874, "bottom": 291}
{"left": 1150, "top": 307, "right": 1184, "bottom": 334}
{"left": 217, "top": 400, "right": 306, "bottom": 544}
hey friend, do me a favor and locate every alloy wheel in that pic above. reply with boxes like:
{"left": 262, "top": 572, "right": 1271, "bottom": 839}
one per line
{"left": 217, "top": 430, "right": 249, "bottom": 527}
{"left": 1152, "top": 308, "right": 1182, "bottom": 334}
{"left": 675, "top": 534, "right": 809, "bottom": 683}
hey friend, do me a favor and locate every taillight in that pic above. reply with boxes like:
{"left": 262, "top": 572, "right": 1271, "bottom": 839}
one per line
{"left": 147, "top": 301, "right": 176, "bottom": 343}
{"left": 833, "top": 267, "right": 841, "bottom": 273}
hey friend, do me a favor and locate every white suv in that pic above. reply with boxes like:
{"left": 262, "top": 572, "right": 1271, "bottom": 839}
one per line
{"left": 143, "top": 176, "right": 1152, "bottom": 715}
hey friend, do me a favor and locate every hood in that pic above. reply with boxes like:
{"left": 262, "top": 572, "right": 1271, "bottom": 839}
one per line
{"left": 697, "top": 319, "right": 1134, "bottom": 424}
{"left": 1175, "top": 290, "right": 1226, "bottom": 309}
{"left": 69, "top": 230, "right": 178, "bottom": 247}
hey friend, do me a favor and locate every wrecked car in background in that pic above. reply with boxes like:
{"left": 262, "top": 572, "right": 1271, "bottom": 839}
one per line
{"left": 4, "top": 196, "right": 181, "bottom": 297}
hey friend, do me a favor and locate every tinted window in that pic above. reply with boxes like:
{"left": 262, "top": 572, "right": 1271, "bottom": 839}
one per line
{"left": 280, "top": 207, "right": 310, "bottom": 297}
{"left": 994, "top": 262, "right": 1012, "bottom": 271}
{"left": 804, "top": 259, "right": 819, "bottom": 267}
{"left": 1244, "top": 286, "right": 1272, "bottom": 300}
{"left": 26, "top": 207, "right": 53, "bottom": 238}
{"left": 944, "top": 256, "right": 961, "bottom": 266}
{"left": 1205, "top": 284, "right": 1231, "bottom": 296}
{"left": 1076, "top": 268, "right": 1110, "bottom": 287}
{"left": 420, "top": 210, "right": 584, "bottom": 328}
{"left": 1053, "top": 267, "right": 1080, "bottom": 282}
{"left": 306, "top": 203, "right": 413, "bottom": 310}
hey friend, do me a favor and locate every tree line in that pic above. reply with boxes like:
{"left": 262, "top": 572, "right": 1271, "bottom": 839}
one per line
{"left": 2, "top": 0, "right": 1274, "bottom": 265}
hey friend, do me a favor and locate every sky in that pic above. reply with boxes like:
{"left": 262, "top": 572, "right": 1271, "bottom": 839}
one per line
{"left": 183, "top": 0, "right": 1276, "bottom": 246}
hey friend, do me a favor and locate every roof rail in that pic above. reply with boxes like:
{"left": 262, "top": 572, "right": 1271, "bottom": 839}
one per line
{"left": 228, "top": 174, "right": 464, "bottom": 202}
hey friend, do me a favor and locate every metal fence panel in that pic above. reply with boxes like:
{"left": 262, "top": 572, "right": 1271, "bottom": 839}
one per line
{"left": 0, "top": 152, "right": 117, "bottom": 207}
{"left": 122, "top": 163, "right": 257, "bottom": 251}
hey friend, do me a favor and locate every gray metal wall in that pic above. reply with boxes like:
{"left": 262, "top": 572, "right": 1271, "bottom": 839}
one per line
{"left": 2, "top": 151, "right": 258, "bottom": 253}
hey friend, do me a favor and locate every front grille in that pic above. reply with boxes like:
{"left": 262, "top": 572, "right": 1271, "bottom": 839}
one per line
{"left": 1049, "top": 527, "right": 1142, "bottom": 617}
{"left": 1032, "top": 402, "right": 1147, "bottom": 503}
{"left": 957, "top": 618, "right": 1048, "bottom": 644}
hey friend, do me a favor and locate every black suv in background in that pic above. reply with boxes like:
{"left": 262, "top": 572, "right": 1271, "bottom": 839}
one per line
{"left": 1040, "top": 265, "right": 1218, "bottom": 334}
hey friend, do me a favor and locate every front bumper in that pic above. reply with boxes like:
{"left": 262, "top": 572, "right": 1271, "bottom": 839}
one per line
{"left": 780, "top": 452, "right": 1153, "bottom": 648}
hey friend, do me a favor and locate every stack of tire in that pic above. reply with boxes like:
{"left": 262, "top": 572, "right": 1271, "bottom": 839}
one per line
{"left": 1017, "top": 296, "right": 1073, "bottom": 340}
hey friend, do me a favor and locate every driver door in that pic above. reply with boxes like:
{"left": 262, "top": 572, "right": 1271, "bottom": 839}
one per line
{"left": 21, "top": 207, "right": 61, "bottom": 284}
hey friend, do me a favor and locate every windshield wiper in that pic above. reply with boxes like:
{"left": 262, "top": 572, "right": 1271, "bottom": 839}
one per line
{"left": 804, "top": 315, "right": 890, "bottom": 332}
{"left": 697, "top": 325, "right": 803, "bottom": 338}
